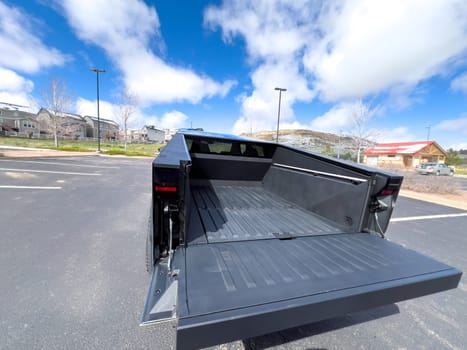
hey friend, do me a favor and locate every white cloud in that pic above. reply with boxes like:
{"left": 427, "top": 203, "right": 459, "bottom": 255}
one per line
{"left": 303, "top": 0, "right": 467, "bottom": 101}
{"left": 0, "top": 2, "right": 66, "bottom": 109}
{"left": 432, "top": 116, "right": 467, "bottom": 150}
{"left": 375, "top": 127, "right": 417, "bottom": 143}
{"left": 450, "top": 72, "right": 467, "bottom": 94}
{"left": 434, "top": 117, "right": 467, "bottom": 135}
{"left": 449, "top": 142, "right": 467, "bottom": 150}
{"left": 0, "top": 68, "right": 33, "bottom": 93}
{"left": 158, "top": 111, "right": 188, "bottom": 130}
{"left": 59, "top": 0, "right": 235, "bottom": 105}
{"left": 0, "top": 1, "right": 67, "bottom": 73}
{"left": 232, "top": 60, "right": 314, "bottom": 134}
{"left": 205, "top": 2, "right": 315, "bottom": 134}
{"left": 75, "top": 97, "right": 121, "bottom": 122}
{"left": 205, "top": 1, "right": 312, "bottom": 61}
{"left": 205, "top": 0, "right": 467, "bottom": 133}
{"left": 0, "top": 91, "right": 34, "bottom": 107}
{"left": 75, "top": 97, "right": 188, "bottom": 130}
{"left": 310, "top": 102, "right": 358, "bottom": 133}
{"left": 0, "top": 68, "right": 35, "bottom": 107}
{"left": 75, "top": 97, "right": 146, "bottom": 127}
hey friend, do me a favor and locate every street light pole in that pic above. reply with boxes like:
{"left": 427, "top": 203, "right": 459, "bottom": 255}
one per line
{"left": 274, "top": 87, "right": 286, "bottom": 143}
{"left": 91, "top": 68, "right": 106, "bottom": 152}
{"left": 425, "top": 125, "right": 431, "bottom": 141}
{"left": 337, "top": 131, "right": 341, "bottom": 159}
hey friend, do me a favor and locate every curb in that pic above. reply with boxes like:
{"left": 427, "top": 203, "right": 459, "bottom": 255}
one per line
{"left": 0, "top": 149, "right": 154, "bottom": 159}
{"left": 0, "top": 150, "right": 98, "bottom": 158}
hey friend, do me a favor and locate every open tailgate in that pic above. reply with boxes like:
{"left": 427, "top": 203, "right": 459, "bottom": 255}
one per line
{"left": 142, "top": 233, "right": 461, "bottom": 350}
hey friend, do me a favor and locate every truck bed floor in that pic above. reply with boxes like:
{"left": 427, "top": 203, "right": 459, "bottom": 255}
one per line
{"left": 190, "top": 183, "right": 343, "bottom": 243}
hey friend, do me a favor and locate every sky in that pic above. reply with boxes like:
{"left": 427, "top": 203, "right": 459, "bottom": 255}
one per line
{"left": 1, "top": 0, "right": 466, "bottom": 149}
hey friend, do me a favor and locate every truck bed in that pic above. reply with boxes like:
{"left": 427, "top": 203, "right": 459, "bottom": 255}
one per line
{"left": 188, "top": 181, "right": 343, "bottom": 244}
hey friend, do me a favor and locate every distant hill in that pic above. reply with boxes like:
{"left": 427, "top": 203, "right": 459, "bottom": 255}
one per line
{"left": 241, "top": 129, "right": 375, "bottom": 160}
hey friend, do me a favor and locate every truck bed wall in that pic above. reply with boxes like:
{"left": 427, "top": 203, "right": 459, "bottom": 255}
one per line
{"left": 189, "top": 153, "right": 271, "bottom": 181}
{"left": 263, "top": 147, "right": 371, "bottom": 232}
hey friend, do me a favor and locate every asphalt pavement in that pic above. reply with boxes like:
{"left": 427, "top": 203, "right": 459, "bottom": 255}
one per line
{"left": 1, "top": 156, "right": 466, "bottom": 350}
{"left": 458, "top": 176, "right": 467, "bottom": 191}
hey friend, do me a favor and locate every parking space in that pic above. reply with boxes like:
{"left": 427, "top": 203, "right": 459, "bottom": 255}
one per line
{"left": 392, "top": 196, "right": 467, "bottom": 217}
{"left": 0, "top": 157, "right": 112, "bottom": 188}
{"left": 1, "top": 157, "right": 466, "bottom": 350}
{"left": 0, "top": 156, "right": 167, "bottom": 350}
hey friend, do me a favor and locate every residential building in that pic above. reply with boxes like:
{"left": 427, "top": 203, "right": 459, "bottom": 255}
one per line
{"left": 0, "top": 102, "right": 39, "bottom": 137}
{"left": 37, "top": 108, "right": 87, "bottom": 140}
{"left": 143, "top": 125, "right": 165, "bottom": 143}
{"left": 127, "top": 128, "right": 145, "bottom": 143}
{"left": 363, "top": 141, "right": 447, "bottom": 168}
{"left": 83, "top": 116, "right": 119, "bottom": 141}
{"left": 122, "top": 126, "right": 166, "bottom": 143}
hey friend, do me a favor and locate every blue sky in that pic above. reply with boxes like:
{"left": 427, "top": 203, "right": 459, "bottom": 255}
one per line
{"left": 1, "top": 0, "right": 466, "bottom": 149}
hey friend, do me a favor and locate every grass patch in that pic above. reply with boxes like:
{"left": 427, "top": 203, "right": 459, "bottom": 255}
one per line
{"left": 454, "top": 167, "right": 467, "bottom": 175}
{"left": 0, "top": 136, "right": 163, "bottom": 157}
{"left": 103, "top": 149, "right": 150, "bottom": 157}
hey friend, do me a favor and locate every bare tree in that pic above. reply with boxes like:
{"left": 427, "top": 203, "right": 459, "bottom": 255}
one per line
{"left": 348, "top": 100, "right": 379, "bottom": 163}
{"left": 41, "top": 78, "right": 73, "bottom": 147}
{"left": 118, "top": 89, "right": 137, "bottom": 151}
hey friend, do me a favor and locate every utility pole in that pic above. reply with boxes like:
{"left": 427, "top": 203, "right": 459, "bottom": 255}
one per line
{"left": 91, "top": 68, "right": 106, "bottom": 152}
{"left": 425, "top": 125, "right": 431, "bottom": 141}
{"left": 274, "top": 87, "right": 286, "bottom": 143}
{"left": 337, "top": 130, "right": 343, "bottom": 159}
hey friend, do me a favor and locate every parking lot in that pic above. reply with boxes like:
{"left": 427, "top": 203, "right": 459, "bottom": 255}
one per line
{"left": 1, "top": 156, "right": 466, "bottom": 350}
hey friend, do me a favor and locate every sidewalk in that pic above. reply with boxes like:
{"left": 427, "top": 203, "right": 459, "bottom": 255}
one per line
{"left": 0, "top": 145, "right": 97, "bottom": 158}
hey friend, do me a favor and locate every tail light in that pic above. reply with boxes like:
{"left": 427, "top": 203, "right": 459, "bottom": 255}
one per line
{"left": 155, "top": 186, "right": 177, "bottom": 193}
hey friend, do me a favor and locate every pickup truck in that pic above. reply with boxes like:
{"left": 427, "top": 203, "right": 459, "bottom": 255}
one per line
{"left": 142, "top": 130, "right": 461, "bottom": 350}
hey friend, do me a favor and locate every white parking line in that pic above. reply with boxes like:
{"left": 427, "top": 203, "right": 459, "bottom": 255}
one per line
{"left": 0, "top": 168, "right": 101, "bottom": 176}
{"left": 0, "top": 159, "right": 119, "bottom": 169}
{"left": 391, "top": 213, "right": 467, "bottom": 222}
{"left": 0, "top": 186, "right": 62, "bottom": 190}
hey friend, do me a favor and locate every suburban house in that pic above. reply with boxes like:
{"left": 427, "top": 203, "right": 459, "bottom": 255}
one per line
{"left": 143, "top": 125, "right": 165, "bottom": 143}
{"left": 83, "top": 116, "right": 119, "bottom": 140}
{"left": 37, "top": 108, "right": 87, "bottom": 140}
{"left": 123, "top": 126, "right": 166, "bottom": 143}
{"left": 1, "top": 101, "right": 170, "bottom": 144}
{"left": 124, "top": 128, "right": 144, "bottom": 143}
{"left": 0, "top": 102, "right": 40, "bottom": 138}
{"left": 363, "top": 141, "right": 447, "bottom": 168}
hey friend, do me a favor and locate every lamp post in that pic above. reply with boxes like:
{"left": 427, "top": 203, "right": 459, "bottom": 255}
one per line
{"left": 425, "top": 125, "right": 431, "bottom": 141}
{"left": 274, "top": 87, "right": 286, "bottom": 143}
{"left": 90, "top": 68, "right": 106, "bottom": 152}
{"left": 337, "top": 130, "right": 342, "bottom": 159}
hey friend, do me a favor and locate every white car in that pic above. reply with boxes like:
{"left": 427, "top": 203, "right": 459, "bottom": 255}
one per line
{"left": 416, "top": 162, "right": 454, "bottom": 176}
